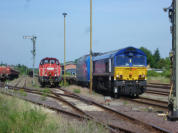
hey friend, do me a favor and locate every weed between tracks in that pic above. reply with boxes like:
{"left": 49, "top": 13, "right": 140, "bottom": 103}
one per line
{"left": 40, "top": 88, "right": 50, "bottom": 101}
{"left": 73, "top": 88, "right": 81, "bottom": 93}
{"left": 18, "top": 89, "right": 27, "bottom": 96}
{"left": 59, "top": 80, "right": 69, "bottom": 87}
{"left": 0, "top": 94, "right": 108, "bottom": 133}
{"left": 123, "top": 101, "right": 128, "bottom": 105}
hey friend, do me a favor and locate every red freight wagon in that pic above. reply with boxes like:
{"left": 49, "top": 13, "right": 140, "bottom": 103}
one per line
{"left": 0, "top": 66, "right": 19, "bottom": 81}
{"left": 38, "top": 57, "right": 61, "bottom": 87}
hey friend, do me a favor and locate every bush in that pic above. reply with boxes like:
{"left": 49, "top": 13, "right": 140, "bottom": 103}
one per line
{"left": 0, "top": 95, "right": 57, "bottom": 133}
{"left": 147, "top": 70, "right": 160, "bottom": 77}
{"left": 161, "top": 70, "right": 171, "bottom": 78}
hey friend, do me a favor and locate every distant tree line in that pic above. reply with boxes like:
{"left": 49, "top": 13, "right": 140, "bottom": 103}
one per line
{"left": 140, "top": 47, "right": 170, "bottom": 69}
{"left": 14, "top": 64, "right": 30, "bottom": 75}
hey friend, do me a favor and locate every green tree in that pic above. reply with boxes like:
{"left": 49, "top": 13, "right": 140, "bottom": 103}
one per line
{"left": 152, "top": 48, "right": 161, "bottom": 68}
{"left": 157, "top": 57, "right": 170, "bottom": 69}
{"left": 157, "top": 58, "right": 166, "bottom": 69}
{"left": 15, "top": 64, "right": 29, "bottom": 75}
{"left": 164, "top": 57, "right": 171, "bottom": 69}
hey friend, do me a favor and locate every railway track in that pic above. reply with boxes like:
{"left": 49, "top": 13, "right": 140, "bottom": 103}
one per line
{"left": 147, "top": 83, "right": 170, "bottom": 90}
{"left": 0, "top": 83, "right": 171, "bottom": 133}
{"left": 145, "top": 83, "right": 170, "bottom": 96}
{"left": 145, "top": 90, "right": 169, "bottom": 96}
{"left": 121, "top": 97, "right": 168, "bottom": 111}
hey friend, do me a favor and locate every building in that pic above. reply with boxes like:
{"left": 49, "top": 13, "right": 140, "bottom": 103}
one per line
{"left": 61, "top": 61, "right": 76, "bottom": 75}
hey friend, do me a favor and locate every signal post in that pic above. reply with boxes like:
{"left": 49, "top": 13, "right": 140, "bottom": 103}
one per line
{"left": 166, "top": 0, "right": 178, "bottom": 120}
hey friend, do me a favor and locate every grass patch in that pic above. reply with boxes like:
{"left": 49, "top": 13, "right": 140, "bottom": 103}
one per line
{"left": 123, "top": 101, "right": 128, "bottom": 105}
{"left": 59, "top": 80, "right": 69, "bottom": 87}
{"left": 40, "top": 88, "right": 50, "bottom": 94}
{"left": 0, "top": 94, "right": 109, "bottom": 133}
{"left": 40, "top": 95, "right": 47, "bottom": 101}
{"left": 147, "top": 70, "right": 171, "bottom": 84}
{"left": 73, "top": 88, "right": 81, "bottom": 93}
{"left": 0, "top": 94, "right": 58, "bottom": 133}
{"left": 147, "top": 76, "right": 170, "bottom": 84}
{"left": 31, "top": 80, "right": 40, "bottom": 88}
{"left": 39, "top": 88, "right": 51, "bottom": 101}
{"left": 18, "top": 89, "right": 27, "bottom": 96}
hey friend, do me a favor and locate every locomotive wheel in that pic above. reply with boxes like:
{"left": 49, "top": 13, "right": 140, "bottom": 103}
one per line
{"left": 40, "top": 83, "right": 45, "bottom": 87}
{"left": 134, "top": 93, "right": 139, "bottom": 98}
{"left": 114, "top": 93, "right": 118, "bottom": 98}
{"left": 55, "top": 82, "right": 59, "bottom": 87}
{"left": 112, "top": 92, "right": 118, "bottom": 98}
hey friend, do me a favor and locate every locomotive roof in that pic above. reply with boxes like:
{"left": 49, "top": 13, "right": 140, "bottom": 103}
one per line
{"left": 41, "top": 57, "right": 59, "bottom": 61}
{"left": 93, "top": 47, "right": 146, "bottom": 61}
{"left": 76, "top": 52, "right": 101, "bottom": 61}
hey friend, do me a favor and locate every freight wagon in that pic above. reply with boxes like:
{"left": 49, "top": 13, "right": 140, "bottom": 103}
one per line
{"left": 0, "top": 66, "right": 19, "bottom": 81}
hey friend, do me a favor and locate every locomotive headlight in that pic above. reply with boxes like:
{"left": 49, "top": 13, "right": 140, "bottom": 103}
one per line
{"left": 142, "top": 75, "right": 145, "bottom": 78}
{"left": 120, "top": 75, "right": 123, "bottom": 78}
{"left": 116, "top": 75, "right": 119, "bottom": 78}
{"left": 55, "top": 74, "right": 57, "bottom": 76}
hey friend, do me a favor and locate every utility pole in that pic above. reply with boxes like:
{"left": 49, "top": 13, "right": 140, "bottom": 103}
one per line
{"left": 165, "top": 0, "right": 178, "bottom": 120}
{"left": 89, "top": 0, "right": 93, "bottom": 94}
{"left": 23, "top": 35, "right": 37, "bottom": 86}
{"left": 62, "top": 12, "right": 67, "bottom": 86}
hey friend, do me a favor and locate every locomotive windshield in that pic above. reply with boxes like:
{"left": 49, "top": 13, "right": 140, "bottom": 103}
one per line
{"left": 50, "top": 59, "right": 56, "bottom": 64}
{"left": 116, "top": 55, "right": 146, "bottom": 67}
{"left": 116, "top": 55, "right": 130, "bottom": 66}
{"left": 132, "top": 55, "right": 146, "bottom": 66}
{"left": 41, "top": 59, "right": 59, "bottom": 65}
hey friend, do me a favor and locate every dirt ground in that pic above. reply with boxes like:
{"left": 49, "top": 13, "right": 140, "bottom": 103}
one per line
{"left": 63, "top": 85, "right": 178, "bottom": 133}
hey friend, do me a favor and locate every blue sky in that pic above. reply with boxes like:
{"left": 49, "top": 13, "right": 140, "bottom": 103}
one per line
{"left": 0, "top": 0, "right": 172, "bottom": 67}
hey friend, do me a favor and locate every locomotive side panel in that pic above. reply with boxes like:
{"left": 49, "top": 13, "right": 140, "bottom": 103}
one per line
{"left": 76, "top": 55, "right": 90, "bottom": 83}
{"left": 93, "top": 60, "right": 106, "bottom": 74}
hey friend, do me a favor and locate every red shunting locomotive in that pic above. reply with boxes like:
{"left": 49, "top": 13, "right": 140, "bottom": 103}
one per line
{"left": 38, "top": 57, "right": 61, "bottom": 87}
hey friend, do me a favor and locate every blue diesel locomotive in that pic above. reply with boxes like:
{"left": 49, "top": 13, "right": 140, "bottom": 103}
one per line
{"left": 76, "top": 47, "right": 147, "bottom": 97}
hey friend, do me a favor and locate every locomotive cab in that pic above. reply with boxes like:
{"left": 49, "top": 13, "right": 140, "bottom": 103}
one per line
{"left": 114, "top": 48, "right": 147, "bottom": 97}
{"left": 93, "top": 47, "right": 147, "bottom": 98}
{"left": 39, "top": 57, "right": 61, "bottom": 87}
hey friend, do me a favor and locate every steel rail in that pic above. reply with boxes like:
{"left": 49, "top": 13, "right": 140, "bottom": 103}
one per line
{"left": 148, "top": 83, "right": 170, "bottom": 86}
{"left": 147, "top": 88, "right": 169, "bottom": 93}
{"left": 138, "top": 97, "right": 168, "bottom": 104}
{"left": 14, "top": 78, "right": 22, "bottom": 87}
{"left": 57, "top": 87, "right": 170, "bottom": 133}
{"left": 121, "top": 97, "right": 168, "bottom": 110}
{"left": 145, "top": 90, "right": 169, "bottom": 96}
